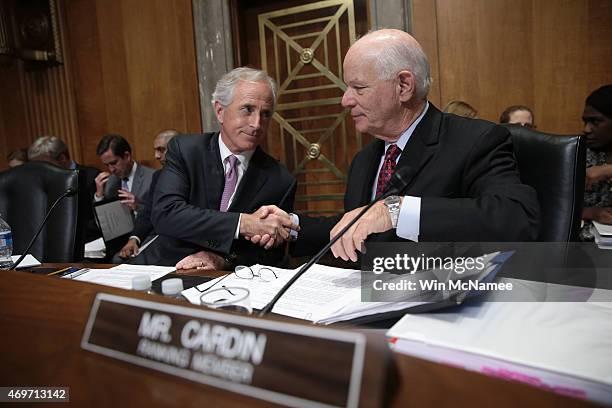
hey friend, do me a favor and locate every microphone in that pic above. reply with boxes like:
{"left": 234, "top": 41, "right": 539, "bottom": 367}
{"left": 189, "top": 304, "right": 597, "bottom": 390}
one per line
{"left": 10, "top": 187, "right": 78, "bottom": 270}
{"left": 259, "top": 166, "right": 414, "bottom": 315}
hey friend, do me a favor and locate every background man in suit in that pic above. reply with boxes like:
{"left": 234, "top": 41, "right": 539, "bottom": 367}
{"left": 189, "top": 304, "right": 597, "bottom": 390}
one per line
{"left": 94, "top": 134, "right": 154, "bottom": 211}
{"left": 255, "top": 29, "right": 539, "bottom": 261}
{"left": 117, "top": 129, "right": 178, "bottom": 259}
{"left": 145, "top": 67, "right": 297, "bottom": 269}
{"left": 27, "top": 135, "right": 101, "bottom": 241}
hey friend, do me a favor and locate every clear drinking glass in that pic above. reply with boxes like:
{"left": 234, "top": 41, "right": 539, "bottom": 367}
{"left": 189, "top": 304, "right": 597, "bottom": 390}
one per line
{"left": 200, "top": 286, "right": 252, "bottom": 314}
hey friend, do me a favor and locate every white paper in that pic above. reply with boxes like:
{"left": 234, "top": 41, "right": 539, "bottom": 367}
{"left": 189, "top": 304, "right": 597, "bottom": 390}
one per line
{"left": 94, "top": 199, "right": 134, "bottom": 241}
{"left": 387, "top": 284, "right": 612, "bottom": 404}
{"left": 182, "top": 252, "right": 505, "bottom": 324}
{"left": 387, "top": 279, "right": 612, "bottom": 405}
{"left": 84, "top": 237, "right": 106, "bottom": 258}
{"left": 593, "top": 221, "right": 612, "bottom": 237}
{"left": 182, "top": 264, "right": 436, "bottom": 324}
{"left": 10, "top": 254, "right": 41, "bottom": 268}
{"left": 62, "top": 264, "right": 174, "bottom": 290}
{"left": 134, "top": 235, "right": 158, "bottom": 256}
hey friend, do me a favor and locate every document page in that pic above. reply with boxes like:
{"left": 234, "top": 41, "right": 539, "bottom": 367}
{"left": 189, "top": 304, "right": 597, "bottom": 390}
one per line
{"left": 94, "top": 199, "right": 134, "bottom": 241}
{"left": 182, "top": 264, "right": 376, "bottom": 323}
{"left": 181, "top": 265, "right": 299, "bottom": 310}
{"left": 62, "top": 264, "right": 174, "bottom": 290}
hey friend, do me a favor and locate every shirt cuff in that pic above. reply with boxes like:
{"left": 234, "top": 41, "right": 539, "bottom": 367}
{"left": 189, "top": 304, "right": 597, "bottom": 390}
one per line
{"left": 94, "top": 194, "right": 103, "bottom": 202}
{"left": 396, "top": 196, "right": 421, "bottom": 241}
{"left": 290, "top": 213, "right": 299, "bottom": 241}
{"left": 234, "top": 213, "right": 241, "bottom": 240}
{"left": 128, "top": 236, "right": 141, "bottom": 245}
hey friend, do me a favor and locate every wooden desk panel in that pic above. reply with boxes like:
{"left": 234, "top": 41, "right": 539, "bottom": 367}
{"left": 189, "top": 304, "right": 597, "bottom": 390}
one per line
{"left": 0, "top": 269, "right": 596, "bottom": 407}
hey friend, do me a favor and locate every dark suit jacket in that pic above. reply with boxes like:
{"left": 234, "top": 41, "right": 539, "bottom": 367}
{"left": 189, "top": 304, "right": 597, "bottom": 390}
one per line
{"left": 75, "top": 163, "right": 102, "bottom": 242}
{"left": 131, "top": 170, "right": 159, "bottom": 242}
{"left": 144, "top": 133, "right": 296, "bottom": 267}
{"left": 296, "top": 104, "right": 540, "bottom": 255}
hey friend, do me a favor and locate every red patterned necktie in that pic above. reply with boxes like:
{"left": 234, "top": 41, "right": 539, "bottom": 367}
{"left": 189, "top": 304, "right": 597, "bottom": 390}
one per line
{"left": 375, "top": 144, "right": 402, "bottom": 197}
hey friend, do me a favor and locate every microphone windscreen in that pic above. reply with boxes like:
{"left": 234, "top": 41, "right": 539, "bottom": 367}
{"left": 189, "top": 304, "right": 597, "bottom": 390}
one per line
{"left": 387, "top": 166, "right": 413, "bottom": 194}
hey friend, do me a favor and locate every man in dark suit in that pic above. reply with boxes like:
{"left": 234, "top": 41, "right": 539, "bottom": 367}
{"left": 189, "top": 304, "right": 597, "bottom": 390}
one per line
{"left": 255, "top": 29, "right": 540, "bottom": 261}
{"left": 144, "top": 67, "right": 297, "bottom": 269}
{"left": 27, "top": 135, "right": 101, "bottom": 242}
{"left": 117, "top": 129, "right": 178, "bottom": 259}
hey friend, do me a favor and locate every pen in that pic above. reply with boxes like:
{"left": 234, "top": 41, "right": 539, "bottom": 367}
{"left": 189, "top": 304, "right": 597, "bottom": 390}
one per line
{"left": 47, "top": 267, "right": 71, "bottom": 276}
{"left": 63, "top": 268, "right": 90, "bottom": 279}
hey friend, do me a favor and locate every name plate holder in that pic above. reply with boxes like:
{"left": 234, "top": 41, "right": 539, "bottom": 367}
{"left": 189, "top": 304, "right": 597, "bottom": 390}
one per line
{"left": 81, "top": 293, "right": 392, "bottom": 407}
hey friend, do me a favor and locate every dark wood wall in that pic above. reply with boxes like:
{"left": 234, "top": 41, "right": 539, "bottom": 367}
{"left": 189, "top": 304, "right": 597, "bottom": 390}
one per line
{"left": 2, "top": 0, "right": 612, "bottom": 172}
{"left": 0, "top": 0, "right": 202, "bottom": 171}
{"left": 412, "top": 0, "right": 612, "bottom": 134}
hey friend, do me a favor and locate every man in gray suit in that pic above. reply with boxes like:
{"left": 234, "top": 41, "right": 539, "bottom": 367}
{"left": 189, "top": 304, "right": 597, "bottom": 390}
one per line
{"left": 94, "top": 134, "right": 154, "bottom": 260}
{"left": 94, "top": 134, "right": 154, "bottom": 211}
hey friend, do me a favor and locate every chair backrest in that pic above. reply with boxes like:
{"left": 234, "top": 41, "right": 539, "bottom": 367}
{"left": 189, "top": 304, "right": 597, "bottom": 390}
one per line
{"left": 504, "top": 125, "right": 586, "bottom": 242}
{"left": 0, "top": 162, "right": 83, "bottom": 262}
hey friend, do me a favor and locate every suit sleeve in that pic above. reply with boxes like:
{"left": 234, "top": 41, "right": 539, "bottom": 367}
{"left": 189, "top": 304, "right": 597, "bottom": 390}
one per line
{"left": 419, "top": 125, "right": 540, "bottom": 241}
{"left": 290, "top": 157, "right": 361, "bottom": 257}
{"left": 131, "top": 170, "right": 157, "bottom": 241}
{"left": 134, "top": 167, "right": 154, "bottom": 213}
{"left": 151, "top": 139, "right": 239, "bottom": 255}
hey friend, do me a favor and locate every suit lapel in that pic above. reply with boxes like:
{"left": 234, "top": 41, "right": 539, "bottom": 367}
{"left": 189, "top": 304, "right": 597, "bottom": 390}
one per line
{"left": 204, "top": 133, "right": 225, "bottom": 210}
{"left": 395, "top": 104, "right": 442, "bottom": 193}
{"left": 131, "top": 165, "right": 143, "bottom": 197}
{"left": 229, "top": 147, "right": 267, "bottom": 212}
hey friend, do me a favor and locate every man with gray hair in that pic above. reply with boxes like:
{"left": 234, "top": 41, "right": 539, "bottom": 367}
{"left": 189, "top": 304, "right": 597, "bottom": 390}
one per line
{"left": 257, "top": 29, "right": 539, "bottom": 260}
{"left": 28, "top": 135, "right": 102, "bottom": 241}
{"left": 143, "top": 67, "right": 297, "bottom": 269}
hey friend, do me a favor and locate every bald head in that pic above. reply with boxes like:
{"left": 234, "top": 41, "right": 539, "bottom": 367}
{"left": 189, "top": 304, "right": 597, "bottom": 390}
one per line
{"left": 341, "top": 29, "right": 431, "bottom": 141}
{"left": 346, "top": 29, "right": 431, "bottom": 100}
{"left": 154, "top": 129, "right": 178, "bottom": 166}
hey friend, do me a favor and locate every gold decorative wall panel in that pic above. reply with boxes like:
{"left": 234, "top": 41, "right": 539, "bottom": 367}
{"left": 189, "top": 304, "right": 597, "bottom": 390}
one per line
{"left": 258, "top": 0, "right": 359, "bottom": 215}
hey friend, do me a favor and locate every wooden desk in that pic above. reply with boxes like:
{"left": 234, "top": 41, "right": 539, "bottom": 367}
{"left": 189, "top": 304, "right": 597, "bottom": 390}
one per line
{"left": 0, "top": 268, "right": 596, "bottom": 407}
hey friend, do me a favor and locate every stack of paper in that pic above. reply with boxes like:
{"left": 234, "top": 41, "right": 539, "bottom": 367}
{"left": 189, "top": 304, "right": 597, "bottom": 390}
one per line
{"left": 387, "top": 281, "right": 612, "bottom": 405}
{"left": 62, "top": 264, "right": 174, "bottom": 290}
{"left": 592, "top": 221, "right": 612, "bottom": 250}
{"left": 181, "top": 252, "right": 506, "bottom": 324}
{"left": 84, "top": 237, "right": 106, "bottom": 258}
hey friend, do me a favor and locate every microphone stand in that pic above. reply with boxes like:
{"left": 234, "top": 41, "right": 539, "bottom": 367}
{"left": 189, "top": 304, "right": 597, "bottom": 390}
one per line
{"left": 10, "top": 188, "right": 77, "bottom": 270}
{"left": 259, "top": 167, "right": 413, "bottom": 316}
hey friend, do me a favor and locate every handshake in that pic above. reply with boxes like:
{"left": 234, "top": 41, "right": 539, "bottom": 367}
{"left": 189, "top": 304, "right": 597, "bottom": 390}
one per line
{"left": 240, "top": 205, "right": 299, "bottom": 249}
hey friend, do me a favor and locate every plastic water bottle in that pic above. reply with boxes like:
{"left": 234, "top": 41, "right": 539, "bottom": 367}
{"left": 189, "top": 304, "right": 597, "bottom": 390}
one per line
{"left": 161, "top": 278, "right": 186, "bottom": 300}
{"left": 0, "top": 214, "right": 13, "bottom": 270}
{"left": 132, "top": 275, "right": 153, "bottom": 294}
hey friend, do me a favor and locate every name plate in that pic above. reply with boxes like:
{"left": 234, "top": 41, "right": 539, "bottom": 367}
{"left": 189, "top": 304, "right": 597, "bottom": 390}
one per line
{"left": 81, "top": 293, "right": 368, "bottom": 407}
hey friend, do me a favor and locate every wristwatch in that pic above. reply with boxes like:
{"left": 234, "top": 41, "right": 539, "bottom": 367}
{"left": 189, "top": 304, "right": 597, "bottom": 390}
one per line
{"left": 383, "top": 195, "right": 401, "bottom": 228}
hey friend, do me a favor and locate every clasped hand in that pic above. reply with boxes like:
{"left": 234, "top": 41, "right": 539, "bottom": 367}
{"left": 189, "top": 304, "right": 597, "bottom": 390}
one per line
{"left": 241, "top": 205, "right": 299, "bottom": 249}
